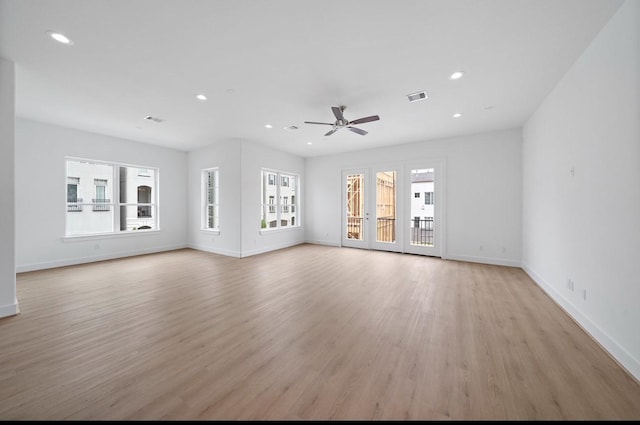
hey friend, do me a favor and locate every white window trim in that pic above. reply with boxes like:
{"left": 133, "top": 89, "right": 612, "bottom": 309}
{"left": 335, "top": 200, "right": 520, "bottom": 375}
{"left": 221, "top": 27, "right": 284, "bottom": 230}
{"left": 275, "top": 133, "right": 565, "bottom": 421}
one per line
{"left": 201, "top": 167, "right": 220, "bottom": 232}
{"left": 64, "top": 157, "right": 160, "bottom": 237}
{"left": 260, "top": 168, "right": 300, "bottom": 232}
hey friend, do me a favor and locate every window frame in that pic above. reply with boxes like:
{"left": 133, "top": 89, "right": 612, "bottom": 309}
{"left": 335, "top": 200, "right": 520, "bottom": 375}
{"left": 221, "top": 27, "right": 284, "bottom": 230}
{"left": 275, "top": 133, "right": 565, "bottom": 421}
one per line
{"left": 64, "top": 157, "right": 159, "bottom": 238}
{"left": 261, "top": 168, "right": 300, "bottom": 232}
{"left": 201, "top": 167, "right": 220, "bottom": 232}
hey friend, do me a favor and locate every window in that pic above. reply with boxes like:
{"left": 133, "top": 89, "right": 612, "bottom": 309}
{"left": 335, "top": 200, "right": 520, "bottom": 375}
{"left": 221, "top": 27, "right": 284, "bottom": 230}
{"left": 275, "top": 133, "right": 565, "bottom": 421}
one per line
{"left": 414, "top": 192, "right": 420, "bottom": 198}
{"left": 202, "top": 168, "right": 219, "bottom": 230}
{"left": 424, "top": 191, "right": 434, "bottom": 205}
{"left": 268, "top": 196, "right": 275, "bottom": 213}
{"left": 65, "top": 158, "right": 158, "bottom": 236}
{"left": 261, "top": 169, "right": 299, "bottom": 230}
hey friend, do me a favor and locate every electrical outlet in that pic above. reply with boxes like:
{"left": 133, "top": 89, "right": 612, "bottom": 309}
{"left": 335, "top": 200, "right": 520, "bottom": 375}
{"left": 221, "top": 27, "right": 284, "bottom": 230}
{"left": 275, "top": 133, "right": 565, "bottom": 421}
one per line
{"left": 567, "top": 278, "right": 574, "bottom": 291}
{"left": 479, "top": 245, "right": 484, "bottom": 251}
{"left": 582, "top": 289, "right": 587, "bottom": 300}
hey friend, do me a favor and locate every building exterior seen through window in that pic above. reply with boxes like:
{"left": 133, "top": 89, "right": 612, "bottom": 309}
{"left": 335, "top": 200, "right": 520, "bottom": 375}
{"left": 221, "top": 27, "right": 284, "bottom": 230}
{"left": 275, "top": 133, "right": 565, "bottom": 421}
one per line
{"left": 202, "top": 168, "right": 219, "bottom": 230}
{"left": 65, "top": 158, "right": 158, "bottom": 236}
{"left": 261, "top": 169, "right": 299, "bottom": 229}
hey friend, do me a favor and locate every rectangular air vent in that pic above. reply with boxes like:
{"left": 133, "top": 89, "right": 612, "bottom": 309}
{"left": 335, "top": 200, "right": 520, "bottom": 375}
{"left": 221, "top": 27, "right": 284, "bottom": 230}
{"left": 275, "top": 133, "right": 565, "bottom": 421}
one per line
{"left": 406, "top": 91, "right": 428, "bottom": 102}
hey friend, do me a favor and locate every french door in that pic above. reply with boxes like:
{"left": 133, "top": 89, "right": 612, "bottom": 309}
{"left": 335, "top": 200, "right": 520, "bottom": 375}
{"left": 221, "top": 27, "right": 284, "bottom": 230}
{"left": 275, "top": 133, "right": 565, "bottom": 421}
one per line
{"left": 342, "top": 161, "right": 443, "bottom": 257}
{"left": 342, "top": 165, "right": 402, "bottom": 253}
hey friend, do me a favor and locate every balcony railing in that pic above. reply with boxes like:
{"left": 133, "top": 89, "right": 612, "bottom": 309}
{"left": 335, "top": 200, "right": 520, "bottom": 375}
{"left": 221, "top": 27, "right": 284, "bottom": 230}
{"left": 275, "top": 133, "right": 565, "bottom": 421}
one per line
{"left": 347, "top": 216, "right": 363, "bottom": 240}
{"left": 92, "top": 198, "right": 111, "bottom": 212}
{"left": 137, "top": 206, "right": 152, "bottom": 218}
{"left": 67, "top": 197, "right": 83, "bottom": 212}
{"left": 377, "top": 217, "right": 396, "bottom": 243}
{"left": 411, "top": 218, "right": 434, "bottom": 246}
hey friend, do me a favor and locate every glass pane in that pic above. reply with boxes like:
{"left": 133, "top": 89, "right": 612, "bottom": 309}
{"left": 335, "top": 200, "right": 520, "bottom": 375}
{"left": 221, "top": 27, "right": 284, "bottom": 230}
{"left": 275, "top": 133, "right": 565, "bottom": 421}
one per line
{"left": 376, "top": 171, "right": 396, "bottom": 243}
{"left": 410, "top": 168, "right": 434, "bottom": 246}
{"left": 280, "top": 174, "right": 296, "bottom": 228}
{"left": 119, "top": 166, "right": 156, "bottom": 231}
{"left": 66, "top": 160, "right": 114, "bottom": 236}
{"left": 346, "top": 174, "right": 364, "bottom": 240}
{"left": 262, "top": 171, "right": 277, "bottom": 227}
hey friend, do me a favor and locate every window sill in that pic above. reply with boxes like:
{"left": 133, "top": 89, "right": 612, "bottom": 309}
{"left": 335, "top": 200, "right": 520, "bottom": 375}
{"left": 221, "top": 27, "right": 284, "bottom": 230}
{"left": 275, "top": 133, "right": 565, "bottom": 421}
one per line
{"left": 200, "top": 228, "right": 221, "bottom": 235}
{"left": 63, "top": 229, "right": 161, "bottom": 242}
{"left": 259, "top": 226, "right": 302, "bottom": 235}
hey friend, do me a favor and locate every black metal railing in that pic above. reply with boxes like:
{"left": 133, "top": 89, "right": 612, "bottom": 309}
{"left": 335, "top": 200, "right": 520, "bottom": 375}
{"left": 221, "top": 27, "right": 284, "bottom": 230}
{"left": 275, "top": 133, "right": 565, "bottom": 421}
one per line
{"left": 67, "top": 197, "right": 83, "bottom": 212}
{"left": 92, "top": 198, "right": 111, "bottom": 212}
{"left": 347, "top": 216, "right": 363, "bottom": 240}
{"left": 411, "top": 218, "right": 434, "bottom": 246}
{"left": 282, "top": 205, "right": 290, "bottom": 213}
{"left": 377, "top": 217, "right": 396, "bottom": 243}
{"left": 137, "top": 206, "right": 152, "bottom": 218}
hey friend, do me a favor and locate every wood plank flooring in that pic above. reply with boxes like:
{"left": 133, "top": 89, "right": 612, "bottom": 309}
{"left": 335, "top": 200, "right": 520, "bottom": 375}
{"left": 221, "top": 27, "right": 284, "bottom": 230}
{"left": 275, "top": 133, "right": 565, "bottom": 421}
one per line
{"left": 1, "top": 244, "right": 639, "bottom": 420}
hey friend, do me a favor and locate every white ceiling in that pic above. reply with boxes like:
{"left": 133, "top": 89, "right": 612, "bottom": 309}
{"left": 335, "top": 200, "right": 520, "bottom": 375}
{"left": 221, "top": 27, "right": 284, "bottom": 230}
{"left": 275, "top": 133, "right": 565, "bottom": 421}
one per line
{"left": 0, "top": 0, "right": 623, "bottom": 157}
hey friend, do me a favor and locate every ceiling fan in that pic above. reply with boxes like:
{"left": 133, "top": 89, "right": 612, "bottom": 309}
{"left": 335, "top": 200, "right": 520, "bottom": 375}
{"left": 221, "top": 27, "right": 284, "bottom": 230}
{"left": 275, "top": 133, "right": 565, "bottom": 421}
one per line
{"left": 304, "top": 105, "right": 380, "bottom": 136}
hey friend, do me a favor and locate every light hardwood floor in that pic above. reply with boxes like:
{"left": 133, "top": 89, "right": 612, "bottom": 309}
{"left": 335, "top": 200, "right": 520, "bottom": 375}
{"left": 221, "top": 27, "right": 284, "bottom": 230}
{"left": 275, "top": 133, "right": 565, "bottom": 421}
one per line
{"left": 1, "top": 244, "right": 639, "bottom": 420}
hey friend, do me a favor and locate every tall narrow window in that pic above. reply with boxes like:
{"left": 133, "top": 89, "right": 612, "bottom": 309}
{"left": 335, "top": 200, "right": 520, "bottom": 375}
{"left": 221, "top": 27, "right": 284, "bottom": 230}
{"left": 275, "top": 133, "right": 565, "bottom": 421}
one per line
{"left": 261, "top": 169, "right": 299, "bottom": 230}
{"left": 65, "top": 158, "right": 158, "bottom": 236}
{"left": 93, "top": 179, "right": 110, "bottom": 212}
{"left": 424, "top": 192, "right": 434, "bottom": 205}
{"left": 202, "top": 168, "right": 219, "bottom": 230}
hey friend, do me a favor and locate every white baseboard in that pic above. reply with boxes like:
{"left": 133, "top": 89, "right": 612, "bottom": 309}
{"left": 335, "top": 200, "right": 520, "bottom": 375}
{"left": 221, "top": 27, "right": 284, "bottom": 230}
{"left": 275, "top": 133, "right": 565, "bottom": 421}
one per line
{"left": 188, "top": 243, "right": 241, "bottom": 258}
{"left": 446, "top": 254, "right": 521, "bottom": 268}
{"left": 0, "top": 300, "right": 19, "bottom": 319}
{"left": 240, "top": 240, "right": 304, "bottom": 258}
{"left": 304, "top": 239, "right": 341, "bottom": 247}
{"left": 522, "top": 262, "right": 640, "bottom": 382}
{"left": 16, "top": 244, "right": 189, "bottom": 273}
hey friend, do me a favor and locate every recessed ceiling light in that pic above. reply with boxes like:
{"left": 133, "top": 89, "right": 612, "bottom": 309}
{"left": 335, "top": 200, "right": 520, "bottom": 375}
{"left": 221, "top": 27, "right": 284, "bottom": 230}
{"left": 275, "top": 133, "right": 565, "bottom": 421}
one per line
{"left": 145, "top": 116, "right": 164, "bottom": 123}
{"left": 265, "top": 124, "right": 273, "bottom": 129}
{"left": 46, "top": 31, "right": 73, "bottom": 45}
{"left": 449, "top": 71, "right": 464, "bottom": 80}
{"left": 407, "top": 91, "right": 428, "bottom": 102}
{"left": 195, "top": 94, "right": 207, "bottom": 101}
{"left": 307, "top": 142, "right": 312, "bottom": 145}
{"left": 453, "top": 113, "right": 462, "bottom": 118}
{"left": 284, "top": 125, "right": 299, "bottom": 131}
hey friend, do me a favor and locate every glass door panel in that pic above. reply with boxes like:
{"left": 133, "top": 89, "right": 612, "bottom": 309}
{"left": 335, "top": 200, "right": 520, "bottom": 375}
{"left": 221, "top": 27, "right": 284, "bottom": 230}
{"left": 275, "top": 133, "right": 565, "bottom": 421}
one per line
{"left": 342, "top": 170, "right": 369, "bottom": 249}
{"left": 404, "top": 163, "right": 442, "bottom": 257}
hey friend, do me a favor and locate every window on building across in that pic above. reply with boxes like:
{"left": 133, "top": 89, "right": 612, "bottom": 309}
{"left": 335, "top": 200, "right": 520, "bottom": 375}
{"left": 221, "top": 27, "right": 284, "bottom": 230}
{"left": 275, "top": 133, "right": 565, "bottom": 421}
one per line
{"left": 424, "top": 191, "right": 434, "bottom": 205}
{"left": 65, "top": 158, "right": 158, "bottom": 236}
{"left": 202, "top": 168, "right": 219, "bottom": 230}
{"left": 261, "top": 169, "right": 299, "bottom": 230}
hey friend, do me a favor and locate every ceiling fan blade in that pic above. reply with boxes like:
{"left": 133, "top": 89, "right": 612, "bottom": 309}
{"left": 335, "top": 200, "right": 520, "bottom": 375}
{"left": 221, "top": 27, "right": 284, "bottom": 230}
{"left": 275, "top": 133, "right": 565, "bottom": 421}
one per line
{"left": 349, "top": 115, "right": 380, "bottom": 125}
{"left": 324, "top": 128, "right": 339, "bottom": 136}
{"left": 304, "top": 121, "right": 334, "bottom": 126}
{"left": 348, "top": 126, "right": 368, "bottom": 136}
{"left": 331, "top": 106, "right": 345, "bottom": 121}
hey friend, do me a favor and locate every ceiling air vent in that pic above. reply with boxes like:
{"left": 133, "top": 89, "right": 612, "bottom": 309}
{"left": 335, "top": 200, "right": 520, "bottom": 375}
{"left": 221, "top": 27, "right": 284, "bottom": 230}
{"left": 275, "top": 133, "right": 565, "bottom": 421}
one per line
{"left": 406, "top": 91, "right": 428, "bottom": 102}
{"left": 284, "top": 125, "right": 299, "bottom": 131}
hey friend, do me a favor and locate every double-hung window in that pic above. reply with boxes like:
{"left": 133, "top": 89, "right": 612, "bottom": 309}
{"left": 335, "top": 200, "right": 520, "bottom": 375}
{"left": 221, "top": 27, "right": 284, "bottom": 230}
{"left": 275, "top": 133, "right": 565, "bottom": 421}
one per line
{"left": 261, "top": 169, "right": 299, "bottom": 230}
{"left": 202, "top": 168, "right": 219, "bottom": 231}
{"left": 65, "top": 158, "right": 158, "bottom": 236}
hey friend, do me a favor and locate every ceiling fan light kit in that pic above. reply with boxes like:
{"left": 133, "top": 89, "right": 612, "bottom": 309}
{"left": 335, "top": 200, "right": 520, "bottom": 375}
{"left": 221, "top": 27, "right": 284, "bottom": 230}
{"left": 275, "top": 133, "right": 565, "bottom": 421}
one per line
{"left": 304, "top": 105, "right": 380, "bottom": 137}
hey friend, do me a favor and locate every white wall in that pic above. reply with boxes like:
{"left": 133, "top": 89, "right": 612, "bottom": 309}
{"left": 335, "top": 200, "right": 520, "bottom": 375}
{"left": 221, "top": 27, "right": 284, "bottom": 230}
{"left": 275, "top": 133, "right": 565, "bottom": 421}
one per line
{"left": 187, "top": 139, "right": 305, "bottom": 257}
{"left": 240, "top": 141, "right": 305, "bottom": 257}
{"left": 305, "top": 127, "right": 522, "bottom": 266}
{"left": 522, "top": 0, "right": 640, "bottom": 380}
{"left": 15, "top": 118, "right": 189, "bottom": 272}
{"left": 0, "top": 57, "right": 18, "bottom": 318}
{"left": 187, "top": 140, "right": 242, "bottom": 257}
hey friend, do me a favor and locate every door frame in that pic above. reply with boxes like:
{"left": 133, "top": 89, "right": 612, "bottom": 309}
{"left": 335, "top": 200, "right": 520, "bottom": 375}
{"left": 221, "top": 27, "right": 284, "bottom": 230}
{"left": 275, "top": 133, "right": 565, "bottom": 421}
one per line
{"left": 402, "top": 159, "right": 446, "bottom": 258}
{"left": 341, "top": 159, "right": 446, "bottom": 258}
